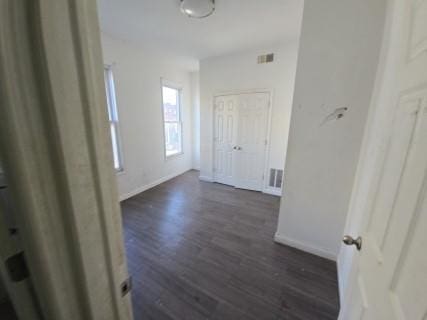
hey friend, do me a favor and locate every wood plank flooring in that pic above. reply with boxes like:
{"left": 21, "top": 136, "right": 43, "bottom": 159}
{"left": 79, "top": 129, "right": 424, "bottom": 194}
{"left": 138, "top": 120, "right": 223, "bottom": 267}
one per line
{"left": 121, "top": 170, "right": 339, "bottom": 320}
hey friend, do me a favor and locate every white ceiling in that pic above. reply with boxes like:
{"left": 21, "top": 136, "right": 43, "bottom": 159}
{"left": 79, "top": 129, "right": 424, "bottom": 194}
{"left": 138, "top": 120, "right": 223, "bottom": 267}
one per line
{"left": 97, "top": 0, "right": 303, "bottom": 64}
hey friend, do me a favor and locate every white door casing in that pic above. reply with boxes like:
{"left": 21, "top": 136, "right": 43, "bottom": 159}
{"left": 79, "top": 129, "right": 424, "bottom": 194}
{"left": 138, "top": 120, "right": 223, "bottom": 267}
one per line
{"left": 213, "top": 92, "right": 270, "bottom": 191}
{"left": 0, "top": 1, "right": 133, "bottom": 319}
{"left": 339, "top": 0, "right": 427, "bottom": 319}
{"left": 234, "top": 93, "right": 270, "bottom": 191}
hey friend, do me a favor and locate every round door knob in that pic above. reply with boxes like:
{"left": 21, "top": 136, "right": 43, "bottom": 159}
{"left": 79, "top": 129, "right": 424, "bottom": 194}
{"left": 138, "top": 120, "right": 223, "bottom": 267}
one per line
{"left": 343, "top": 235, "right": 362, "bottom": 251}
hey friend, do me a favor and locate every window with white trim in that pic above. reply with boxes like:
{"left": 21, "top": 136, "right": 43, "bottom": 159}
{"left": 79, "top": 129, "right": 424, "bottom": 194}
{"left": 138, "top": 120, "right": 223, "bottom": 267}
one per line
{"left": 104, "top": 66, "right": 123, "bottom": 171}
{"left": 162, "top": 83, "right": 183, "bottom": 158}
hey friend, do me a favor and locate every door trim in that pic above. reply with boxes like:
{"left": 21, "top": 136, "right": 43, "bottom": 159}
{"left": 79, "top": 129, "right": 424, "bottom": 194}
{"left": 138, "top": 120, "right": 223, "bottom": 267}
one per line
{"left": 211, "top": 89, "right": 274, "bottom": 193}
{"left": 0, "top": 1, "right": 133, "bottom": 319}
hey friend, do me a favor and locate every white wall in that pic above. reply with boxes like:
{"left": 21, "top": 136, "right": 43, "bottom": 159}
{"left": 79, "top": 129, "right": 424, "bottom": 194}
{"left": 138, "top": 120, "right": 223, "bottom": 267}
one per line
{"left": 199, "top": 42, "right": 300, "bottom": 190}
{"left": 190, "top": 72, "right": 200, "bottom": 170}
{"left": 275, "top": 0, "right": 387, "bottom": 260}
{"left": 101, "top": 34, "right": 195, "bottom": 200}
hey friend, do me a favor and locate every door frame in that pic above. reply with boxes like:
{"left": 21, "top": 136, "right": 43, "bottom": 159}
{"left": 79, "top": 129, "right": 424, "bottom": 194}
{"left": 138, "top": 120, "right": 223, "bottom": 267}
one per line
{"left": 0, "top": 1, "right": 133, "bottom": 319}
{"left": 211, "top": 89, "right": 274, "bottom": 193}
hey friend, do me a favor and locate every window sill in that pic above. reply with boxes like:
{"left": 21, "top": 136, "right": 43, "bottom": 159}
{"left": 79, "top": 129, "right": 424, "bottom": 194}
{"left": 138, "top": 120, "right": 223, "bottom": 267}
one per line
{"left": 165, "top": 152, "right": 184, "bottom": 161}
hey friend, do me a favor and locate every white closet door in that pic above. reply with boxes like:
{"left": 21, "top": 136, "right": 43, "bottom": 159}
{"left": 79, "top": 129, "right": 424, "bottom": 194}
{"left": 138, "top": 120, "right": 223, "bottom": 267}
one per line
{"left": 213, "top": 95, "right": 238, "bottom": 186}
{"left": 233, "top": 92, "right": 269, "bottom": 191}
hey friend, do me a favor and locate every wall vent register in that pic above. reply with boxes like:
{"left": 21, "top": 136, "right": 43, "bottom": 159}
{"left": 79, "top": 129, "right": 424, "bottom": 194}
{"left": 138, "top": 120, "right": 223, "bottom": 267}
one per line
{"left": 269, "top": 168, "right": 283, "bottom": 189}
{"left": 257, "top": 53, "right": 274, "bottom": 64}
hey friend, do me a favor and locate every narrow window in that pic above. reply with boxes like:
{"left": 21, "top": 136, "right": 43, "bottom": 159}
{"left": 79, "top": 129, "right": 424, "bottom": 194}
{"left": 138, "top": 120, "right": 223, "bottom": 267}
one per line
{"left": 104, "top": 66, "right": 123, "bottom": 171}
{"left": 162, "top": 83, "right": 183, "bottom": 158}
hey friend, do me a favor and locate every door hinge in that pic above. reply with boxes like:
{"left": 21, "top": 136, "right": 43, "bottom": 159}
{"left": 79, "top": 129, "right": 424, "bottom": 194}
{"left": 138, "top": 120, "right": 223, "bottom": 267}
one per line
{"left": 262, "top": 174, "right": 264, "bottom": 180}
{"left": 6, "top": 251, "right": 29, "bottom": 282}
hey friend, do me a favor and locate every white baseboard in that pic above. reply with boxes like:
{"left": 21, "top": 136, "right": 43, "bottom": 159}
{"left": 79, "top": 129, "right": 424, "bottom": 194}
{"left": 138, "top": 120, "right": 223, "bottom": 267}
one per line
{"left": 262, "top": 187, "right": 282, "bottom": 197}
{"left": 119, "top": 168, "right": 191, "bottom": 201}
{"left": 199, "top": 175, "right": 214, "bottom": 182}
{"left": 198, "top": 179, "right": 282, "bottom": 197}
{"left": 274, "top": 233, "right": 337, "bottom": 261}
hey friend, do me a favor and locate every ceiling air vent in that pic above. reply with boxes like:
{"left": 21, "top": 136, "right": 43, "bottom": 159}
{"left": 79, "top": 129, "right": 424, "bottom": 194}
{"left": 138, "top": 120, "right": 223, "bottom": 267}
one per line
{"left": 257, "top": 53, "right": 274, "bottom": 64}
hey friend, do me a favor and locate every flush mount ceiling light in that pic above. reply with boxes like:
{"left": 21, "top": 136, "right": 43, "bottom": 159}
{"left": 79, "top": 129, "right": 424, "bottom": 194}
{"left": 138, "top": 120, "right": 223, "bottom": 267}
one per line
{"left": 180, "top": 0, "right": 215, "bottom": 19}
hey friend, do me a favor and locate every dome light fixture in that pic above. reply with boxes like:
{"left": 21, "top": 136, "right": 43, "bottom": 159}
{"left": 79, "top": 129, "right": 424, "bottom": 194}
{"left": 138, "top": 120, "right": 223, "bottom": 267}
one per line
{"left": 180, "top": 0, "right": 215, "bottom": 19}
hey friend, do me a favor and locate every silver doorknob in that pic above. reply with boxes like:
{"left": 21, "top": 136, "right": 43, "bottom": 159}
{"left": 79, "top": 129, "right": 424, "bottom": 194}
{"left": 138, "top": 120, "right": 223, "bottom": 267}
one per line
{"left": 233, "top": 146, "right": 242, "bottom": 150}
{"left": 343, "top": 235, "right": 362, "bottom": 250}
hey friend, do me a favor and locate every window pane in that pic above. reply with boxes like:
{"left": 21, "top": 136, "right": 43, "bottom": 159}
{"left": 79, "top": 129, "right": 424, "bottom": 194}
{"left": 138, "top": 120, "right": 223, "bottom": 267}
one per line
{"left": 110, "top": 123, "right": 121, "bottom": 170}
{"left": 162, "top": 86, "right": 179, "bottom": 122}
{"left": 104, "top": 69, "right": 114, "bottom": 121}
{"left": 104, "top": 67, "right": 123, "bottom": 171}
{"left": 164, "top": 122, "right": 182, "bottom": 156}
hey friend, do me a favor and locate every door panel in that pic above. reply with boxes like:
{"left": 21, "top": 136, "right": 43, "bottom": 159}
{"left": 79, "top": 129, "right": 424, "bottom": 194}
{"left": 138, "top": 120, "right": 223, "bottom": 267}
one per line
{"left": 368, "top": 93, "right": 424, "bottom": 259}
{"left": 234, "top": 93, "right": 269, "bottom": 191}
{"left": 391, "top": 195, "right": 427, "bottom": 319}
{"left": 345, "top": 276, "right": 368, "bottom": 320}
{"left": 368, "top": 99, "right": 419, "bottom": 249}
{"left": 360, "top": 90, "right": 427, "bottom": 319}
{"left": 340, "top": 0, "right": 427, "bottom": 319}
{"left": 213, "top": 96, "right": 237, "bottom": 186}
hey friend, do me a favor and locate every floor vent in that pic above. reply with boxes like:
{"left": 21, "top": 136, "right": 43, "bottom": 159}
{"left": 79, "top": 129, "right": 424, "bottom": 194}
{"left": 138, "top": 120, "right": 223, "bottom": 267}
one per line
{"left": 257, "top": 53, "right": 274, "bottom": 64}
{"left": 269, "top": 169, "right": 283, "bottom": 189}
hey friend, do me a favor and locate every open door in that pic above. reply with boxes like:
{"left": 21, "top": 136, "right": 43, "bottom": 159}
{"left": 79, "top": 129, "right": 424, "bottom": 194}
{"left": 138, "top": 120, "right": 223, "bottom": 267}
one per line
{"left": 339, "top": 0, "right": 427, "bottom": 318}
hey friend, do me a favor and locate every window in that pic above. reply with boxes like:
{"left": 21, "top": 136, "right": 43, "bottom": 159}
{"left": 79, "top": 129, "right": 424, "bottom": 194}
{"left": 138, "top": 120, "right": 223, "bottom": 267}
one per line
{"left": 162, "top": 83, "right": 183, "bottom": 158}
{"left": 104, "top": 66, "right": 123, "bottom": 171}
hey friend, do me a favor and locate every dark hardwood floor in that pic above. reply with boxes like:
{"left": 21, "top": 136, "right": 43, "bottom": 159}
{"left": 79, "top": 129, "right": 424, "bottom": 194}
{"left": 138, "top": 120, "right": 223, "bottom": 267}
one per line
{"left": 121, "top": 170, "right": 339, "bottom": 320}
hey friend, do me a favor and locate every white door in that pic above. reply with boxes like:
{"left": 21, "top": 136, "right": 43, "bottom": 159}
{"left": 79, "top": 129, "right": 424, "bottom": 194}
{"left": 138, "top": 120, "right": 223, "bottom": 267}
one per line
{"left": 213, "top": 92, "right": 269, "bottom": 191}
{"left": 233, "top": 92, "right": 270, "bottom": 191}
{"left": 213, "top": 95, "right": 238, "bottom": 186}
{"left": 339, "top": 0, "right": 427, "bottom": 319}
